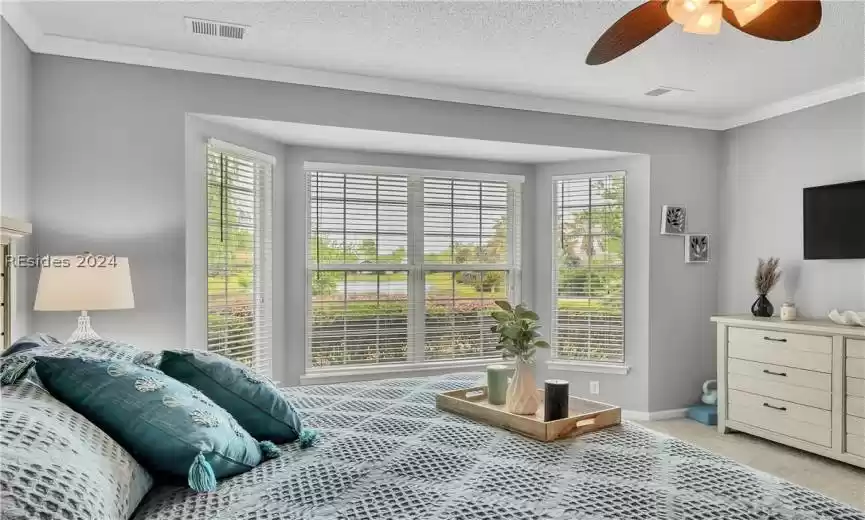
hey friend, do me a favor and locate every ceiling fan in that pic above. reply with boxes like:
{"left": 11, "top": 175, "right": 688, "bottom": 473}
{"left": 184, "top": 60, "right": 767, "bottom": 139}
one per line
{"left": 586, "top": 0, "right": 822, "bottom": 65}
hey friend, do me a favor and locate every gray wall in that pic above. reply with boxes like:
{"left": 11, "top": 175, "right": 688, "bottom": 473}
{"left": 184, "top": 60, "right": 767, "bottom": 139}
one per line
{"left": 30, "top": 55, "right": 723, "bottom": 411}
{"left": 1, "top": 20, "right": 32, "bottom": 338}
{"left": 719, "top": 94, "right": 865, "bottom": 318}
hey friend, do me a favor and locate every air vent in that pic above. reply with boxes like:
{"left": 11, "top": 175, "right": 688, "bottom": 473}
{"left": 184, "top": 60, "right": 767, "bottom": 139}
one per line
{"left": 644, "top": 88, "right": 672, "bottom": 97}
{"left": 644, "top": 86, "right": 695, "bottom": 97}
{"left": 185, "top": 17, "right": 248, "bottom": 40}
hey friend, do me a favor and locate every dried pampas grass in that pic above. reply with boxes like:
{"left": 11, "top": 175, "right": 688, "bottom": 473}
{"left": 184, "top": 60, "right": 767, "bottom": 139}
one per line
{"left": 755, "top": 257, "right": 782, "bottom": 295}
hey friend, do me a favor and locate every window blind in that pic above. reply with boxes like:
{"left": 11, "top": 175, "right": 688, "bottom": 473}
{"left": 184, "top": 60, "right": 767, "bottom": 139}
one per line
{"left": 553, "top": 174, "right": 624, "bottom": 363}
{"left": 422, "top": 178, "right": 519, "bottom": 362}
{"left": 206, "top": 143, "right": 273, "bottom": 376}
{"left": 307, "top": 172, "right": 410, "bottom": 368}
{"left": 307, "top": 169, "right": 521, "bottom": 370}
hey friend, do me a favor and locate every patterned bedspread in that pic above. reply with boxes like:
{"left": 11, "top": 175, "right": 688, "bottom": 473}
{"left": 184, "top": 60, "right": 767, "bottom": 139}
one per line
{"left": 132, "top": 372, "right": 864, "bottom": 520}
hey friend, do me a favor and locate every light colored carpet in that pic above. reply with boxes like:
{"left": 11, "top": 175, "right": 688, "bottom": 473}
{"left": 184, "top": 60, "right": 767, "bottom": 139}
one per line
{"left": 638, "top": 418, "right": 865, "bottom": 510}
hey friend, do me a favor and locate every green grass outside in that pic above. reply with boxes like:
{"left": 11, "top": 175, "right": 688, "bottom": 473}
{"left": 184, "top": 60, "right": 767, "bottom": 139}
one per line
{"left": 343, "top": 271, "right": 504, "bottom": 299}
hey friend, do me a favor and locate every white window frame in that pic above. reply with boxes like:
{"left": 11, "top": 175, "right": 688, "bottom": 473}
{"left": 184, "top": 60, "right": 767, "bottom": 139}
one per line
{"left": 549, "top": 171, "right": 627, "bottom": 373}
{"left": 303, "top": 162, "right": 523, "bottom": 380}
{"left": 204, "top": 139, "right": 275, "bottom": 376}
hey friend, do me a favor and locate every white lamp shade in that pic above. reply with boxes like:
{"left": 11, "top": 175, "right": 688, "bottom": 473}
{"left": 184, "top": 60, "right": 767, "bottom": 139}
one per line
{"left": 34, "top": 256, "right": 135, "bottom": 311}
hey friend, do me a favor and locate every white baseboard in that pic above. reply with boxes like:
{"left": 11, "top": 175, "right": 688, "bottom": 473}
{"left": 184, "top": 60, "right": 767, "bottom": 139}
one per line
{"left": 622, "top": 408, "right": 689, "bottom": 421}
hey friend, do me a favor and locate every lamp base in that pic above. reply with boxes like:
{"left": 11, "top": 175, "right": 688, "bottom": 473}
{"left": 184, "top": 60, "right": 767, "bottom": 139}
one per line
{"left": 67, "top": 311, "right": 101, "bottom": 343}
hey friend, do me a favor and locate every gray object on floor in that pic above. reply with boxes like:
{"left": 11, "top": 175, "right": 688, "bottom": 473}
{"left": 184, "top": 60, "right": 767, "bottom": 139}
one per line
{"left": 130, "top": 372, "right": 864, "bottom": 520}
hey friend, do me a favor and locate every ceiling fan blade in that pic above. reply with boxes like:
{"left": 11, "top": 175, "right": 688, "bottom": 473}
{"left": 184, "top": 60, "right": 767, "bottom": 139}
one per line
{"left": 722, "top": 0, "right": 821, "bottom": 41}
{"left": 586, "top": 1, "right": 673, "bottom": 66}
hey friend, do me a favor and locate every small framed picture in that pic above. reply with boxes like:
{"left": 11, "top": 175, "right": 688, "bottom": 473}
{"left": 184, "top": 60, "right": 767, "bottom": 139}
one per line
{"left": 685, "top": 234, "right": 710, "bottom": 263}
{"left": 660, "top": 205, "right": 686, "bottom": 235}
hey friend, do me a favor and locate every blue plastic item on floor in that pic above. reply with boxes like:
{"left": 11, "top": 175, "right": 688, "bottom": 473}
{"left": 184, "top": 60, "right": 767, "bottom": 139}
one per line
{"left": 687, "top": 404, "right": 717, "bottom": 426}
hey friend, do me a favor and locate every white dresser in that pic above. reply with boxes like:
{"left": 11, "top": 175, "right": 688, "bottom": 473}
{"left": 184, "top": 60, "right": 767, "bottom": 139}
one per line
{"left": 712, "top": 315, "right": 865, "bottom": 468}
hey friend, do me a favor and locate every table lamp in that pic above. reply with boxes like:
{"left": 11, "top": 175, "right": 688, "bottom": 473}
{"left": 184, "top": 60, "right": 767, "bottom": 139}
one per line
{"left": 34, "top": 255, "right": 134, "bottom": 342}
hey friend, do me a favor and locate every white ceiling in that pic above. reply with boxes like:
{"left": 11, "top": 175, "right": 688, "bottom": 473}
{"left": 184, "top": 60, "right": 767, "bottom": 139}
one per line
{"left": 7, "top": 1, "right": 865, "bottom": 128}
{"left": 198, "top": 115, "right": 631, "bottom": 164}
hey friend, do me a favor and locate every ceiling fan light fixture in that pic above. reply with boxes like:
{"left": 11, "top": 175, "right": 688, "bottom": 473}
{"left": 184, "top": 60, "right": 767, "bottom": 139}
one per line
{"left": 733, "top": 0, "right": 778, "bottom": 26}
{"left": 666, "top": 0, "right": 710, "bottom": 25}
{"left": 683, "top": 2, "right": 723, "bottom": 34}
{"left": 723, "top": 0, "right": 756, "bottom": 11}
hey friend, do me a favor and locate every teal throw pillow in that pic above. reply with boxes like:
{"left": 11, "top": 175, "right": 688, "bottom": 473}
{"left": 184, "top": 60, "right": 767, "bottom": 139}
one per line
{"left": 33, "top": 356, "right": 279, "bottom": 492}
{"left": 159, "top": 350, "right": 315, "bottom": 446}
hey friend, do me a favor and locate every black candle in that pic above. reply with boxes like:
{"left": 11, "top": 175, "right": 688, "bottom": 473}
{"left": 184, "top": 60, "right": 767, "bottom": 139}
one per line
{"left": 544, "top": 379, "right": 570, "bottom": 421}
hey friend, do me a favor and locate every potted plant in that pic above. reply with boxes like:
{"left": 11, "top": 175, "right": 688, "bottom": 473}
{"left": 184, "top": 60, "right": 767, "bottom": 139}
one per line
{"left": 490, "top": 301, "right": 550, "bottom": 415}
{"left": 752, "top": 257, "right": 782, "bottom": 317}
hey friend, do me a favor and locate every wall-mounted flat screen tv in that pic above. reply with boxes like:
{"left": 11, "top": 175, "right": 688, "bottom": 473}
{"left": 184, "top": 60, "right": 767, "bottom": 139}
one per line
{"left": 803, "top": 180, "right": 865, "bottom": 260}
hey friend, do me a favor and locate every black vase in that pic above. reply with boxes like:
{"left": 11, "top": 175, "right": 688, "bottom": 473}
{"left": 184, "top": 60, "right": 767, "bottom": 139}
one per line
{"left": 751, "top": 294, "right": 774, "bottom": 317}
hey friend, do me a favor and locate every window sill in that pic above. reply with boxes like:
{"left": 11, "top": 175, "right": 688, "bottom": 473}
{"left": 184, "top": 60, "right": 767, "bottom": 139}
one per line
{"left": 546, "top": 359, "right": 631, "bottom": 375}
{"left": 300, "top": 358, "right": 510, "bottom": 386}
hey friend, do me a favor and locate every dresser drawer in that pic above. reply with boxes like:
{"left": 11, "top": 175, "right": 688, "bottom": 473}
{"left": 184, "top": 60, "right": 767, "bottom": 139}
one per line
{"left": 728, "top": 358, "right": 831, "bottom": 391}
{"left": 847, "top": 339, "right": 865, "bottom": 359}
{"left": 848, "top": 395, "right": 865, "bottom": 419}
{"left": 847, "top": 358, "right": 865, "bottom": 380}
{"left": 728, "top": 328, "right": 832, "bottom": 372}
{"left": 848, "top": 414, "right": 865, "bottom": 437}
{"left": 727, "top": 373, "right": 830, "bottom": 409}
{"left": 729, "top": 389, "right": 831, "bottom": 426}
{"left": 728, "top": 390, "right": 831, "bottom": 447}
{"left": 848, "top": 377, "right": 865, "bottom": 398}
{"left": 846, "top": 435, "right": 865, "bottom": 458}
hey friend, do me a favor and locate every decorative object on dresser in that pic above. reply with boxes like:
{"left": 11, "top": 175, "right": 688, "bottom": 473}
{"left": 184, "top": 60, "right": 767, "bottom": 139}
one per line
{"left": 435, "top": 385, "right": 621, "bottom": 442}
{"left": 780, "top": 301, "right": 798, "bottom": 321}
{"left": 751, "top": 257, "right": 781, "bottom": 317}
{"left": 489, "top": 300, "right": 550, "bottom": 415}
{"left": 34, "top": 254, "right": 134, "bottom": 342}
{"left": 660, "top": 205, "right": 686, "bottom": 235}
{"left": 684, "top": 234, "right": 709, "bottom": 263}
{"left": 712, "top": 315, "right": 865, "bottom": 468}
{"left": 828, "top": 309, "right": 865, "bottom": 327}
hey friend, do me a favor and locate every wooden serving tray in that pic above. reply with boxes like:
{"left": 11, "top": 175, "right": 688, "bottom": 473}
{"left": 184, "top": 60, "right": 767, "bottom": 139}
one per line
{"left": 436, "top": 386, "right": 621, "bottom": 442}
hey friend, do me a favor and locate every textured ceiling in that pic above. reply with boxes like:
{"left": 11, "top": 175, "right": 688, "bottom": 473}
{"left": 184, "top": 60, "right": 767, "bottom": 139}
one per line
{"left": 22, "top": 1, "right": 865, "bottom": 117}
{"left": 197, "top": 115, "right": 631, "bottom": 163}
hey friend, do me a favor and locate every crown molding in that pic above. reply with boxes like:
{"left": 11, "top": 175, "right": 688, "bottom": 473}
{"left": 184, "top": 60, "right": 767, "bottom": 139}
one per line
{"left": 720, "top": 77, "right": 865, "bottom": 129}
{"left": 0, "top": 1, "right": 41, "bottom": 46}
{"left": 3, "top": 5, "right": 861, "bottom": 133}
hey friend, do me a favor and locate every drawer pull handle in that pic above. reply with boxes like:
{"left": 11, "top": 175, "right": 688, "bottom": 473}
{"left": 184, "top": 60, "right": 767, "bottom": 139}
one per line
{"left": 763, "top": 336, "right": 787, "bottom": 343}
{"left": 762, "top": 403, "right": 787, "bottom": 412}
{"left": 762, "top": 369, "right": 787, "bottom": 377}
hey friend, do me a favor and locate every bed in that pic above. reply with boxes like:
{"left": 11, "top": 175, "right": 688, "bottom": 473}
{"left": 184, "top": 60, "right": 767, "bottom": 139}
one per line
{"left": 121, "top": 372, "right": 863, "bottom": 520}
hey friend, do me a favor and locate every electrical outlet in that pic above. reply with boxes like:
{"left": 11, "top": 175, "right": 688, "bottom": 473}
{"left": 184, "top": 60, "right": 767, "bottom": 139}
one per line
{"left": 590, "top": 381, "right": 600, "bottom": 395}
